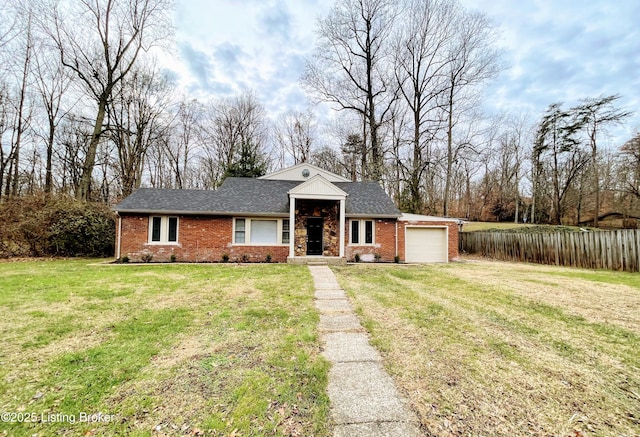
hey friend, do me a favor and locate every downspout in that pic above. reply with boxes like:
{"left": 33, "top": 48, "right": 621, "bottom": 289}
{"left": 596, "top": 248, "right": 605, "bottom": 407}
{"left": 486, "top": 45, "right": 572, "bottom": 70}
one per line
{"left": 339, "top": 198, "right": 346, "bottom": 259}
{"left": 116, "top": 213, "right": 122, "bottom": 260}
{"left": 395, "top": 220, "right": 398, "bottom": 261}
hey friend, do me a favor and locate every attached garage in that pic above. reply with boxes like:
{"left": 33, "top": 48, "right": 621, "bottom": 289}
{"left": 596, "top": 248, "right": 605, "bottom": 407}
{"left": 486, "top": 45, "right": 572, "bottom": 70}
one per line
{"left": 399, "top": 213, "right": 461, "bottom": 263}
{"left": 405, "top": 226, "right": 448, "bottom": 263}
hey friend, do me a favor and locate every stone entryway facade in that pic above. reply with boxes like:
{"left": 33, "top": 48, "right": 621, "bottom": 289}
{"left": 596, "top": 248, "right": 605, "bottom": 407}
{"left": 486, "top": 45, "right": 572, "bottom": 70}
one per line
{"left": 287, "top": 173, "right": 347, "bottom": 262}
{"left": 293, "top": 200, "right": 340, "bottom": 257}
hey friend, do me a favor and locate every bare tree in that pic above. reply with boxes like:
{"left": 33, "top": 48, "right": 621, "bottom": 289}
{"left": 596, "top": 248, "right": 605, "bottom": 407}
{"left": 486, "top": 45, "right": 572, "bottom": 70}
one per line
{"left": 32, "top": 38, "right": 72, "bottom": 194}
{"left": 302, "top": 0, "right": 398, "bottom": 182}
{"left": 0, "top": 83, "right": 14, "bottom": 197}
{"left": 46, "top": 0, "right": 171, "bottom": 200}
{"left": 164, "top": 99, "right": 202, "bottom": 189}
{"left": 108, "top": 62, "right": 172, "bottom": 196}
{"left": 385, "top": 102, "right": 410, "bottom": 204}
{"left": 3, "top": 7, "right": 34, "bottom": 197}
{"left": 201, "top": 91, "right": 270, "bottom": 181}
{"left": 620, "top": 132, "right": 640, "bottom": 199}
{"left": 310, "top": 145, "right": 346, "bottom": 177}
{"left": 0, "top": 3, "right": 18, "bottom": 51}
{"left": 393, "top": 0, "right": 454, "bottom": 212}
{"left": 56, "top": 116, "right": 91, "bottom": 194}
{"left": 494, "top": 113, "right": 531, "bottom": 223}
{"left": 274, "top": 110, "right": 315, "bottom": 165}
{"left": 573, "top": 94, "right": 632, "bottom": 226}
{"left": 441, "top": 7, "right": 502, "bottom": 215}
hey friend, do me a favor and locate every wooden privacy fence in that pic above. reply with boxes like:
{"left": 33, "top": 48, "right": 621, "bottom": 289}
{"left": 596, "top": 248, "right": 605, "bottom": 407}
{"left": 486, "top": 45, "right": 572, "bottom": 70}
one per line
{"left": 460, "top": 230, "right": 640, "bottom": 272}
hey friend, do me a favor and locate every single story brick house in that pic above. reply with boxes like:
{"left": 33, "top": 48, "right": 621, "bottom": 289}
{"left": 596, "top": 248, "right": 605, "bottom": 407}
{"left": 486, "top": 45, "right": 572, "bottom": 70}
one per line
{"left": 113, "top": 164, "right": 460, "bottom": 263}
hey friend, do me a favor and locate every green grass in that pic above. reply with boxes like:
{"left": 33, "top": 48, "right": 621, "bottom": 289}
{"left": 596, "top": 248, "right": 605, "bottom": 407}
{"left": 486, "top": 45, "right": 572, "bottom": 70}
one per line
{"left": 462, "top": 221, "right": 592, "bottom": 233}
{"left": 543, "top": 268, "right": 640, "bottom": 288}
{"left": 332, "top": 263, "right": 640, "bottom": 436}
{"left": 0, "top": 260, "right": 330, "bottom": 436}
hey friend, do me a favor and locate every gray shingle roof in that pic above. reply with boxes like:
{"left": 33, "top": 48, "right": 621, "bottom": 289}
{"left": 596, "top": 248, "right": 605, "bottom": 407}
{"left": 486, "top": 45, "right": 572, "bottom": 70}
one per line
{"left": 335, "top": 182, "right": 400, "bottom": 217}
{"left": 114, "top": 177, "right": 400, "bottom": 217}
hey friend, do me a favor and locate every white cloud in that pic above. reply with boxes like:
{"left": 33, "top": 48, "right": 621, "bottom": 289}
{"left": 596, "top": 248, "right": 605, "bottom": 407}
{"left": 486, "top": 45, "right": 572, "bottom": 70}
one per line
{"left": 462, "top": 0, "right": 639, "bottom": 141}
{"left": 167, "top": 0, "right": 639, "bottom": 142}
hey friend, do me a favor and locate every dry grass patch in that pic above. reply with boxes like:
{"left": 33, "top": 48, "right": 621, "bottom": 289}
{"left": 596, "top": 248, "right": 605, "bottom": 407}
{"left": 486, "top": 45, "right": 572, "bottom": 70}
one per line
{"left": 454, "top": 259, "right": 640, "bottom": 333}
{"left": 333, "top": 262, "right": 640, "bottom": 436}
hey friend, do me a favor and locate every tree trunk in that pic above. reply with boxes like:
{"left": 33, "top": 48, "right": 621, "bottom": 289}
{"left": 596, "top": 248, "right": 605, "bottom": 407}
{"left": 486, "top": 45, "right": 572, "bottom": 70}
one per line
{"left": 45, "top": 118, "right": 55, "bottom": 194}
{"left": 409, "top": 101, "right": 422, "bottom": 213}
{"left": 77, "top": 96, "right": 108, "bottom": 200}
{"left": 443, "top": 88, "right": 454, "bottom": 216}
{"left": 514, "top": 167, "right": 519, "bottom": 223}
{"left": 11, "top": 15, "right": 33, "bottom": 197}
{"left": 591, "top": 125, "right": 599, "bottom": 227}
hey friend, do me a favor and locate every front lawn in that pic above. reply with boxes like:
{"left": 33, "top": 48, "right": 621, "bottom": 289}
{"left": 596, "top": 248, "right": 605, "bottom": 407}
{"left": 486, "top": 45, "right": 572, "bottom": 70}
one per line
{"left": 333, "top": 261, "right": 640, "bottom": 436}
{"left": 0, "top": 260, "right": 329, "bottom": 436}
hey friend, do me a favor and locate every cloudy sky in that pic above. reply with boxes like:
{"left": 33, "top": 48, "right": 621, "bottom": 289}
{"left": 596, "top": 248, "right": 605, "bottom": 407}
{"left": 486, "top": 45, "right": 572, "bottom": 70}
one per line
{"left": 169, "top": 0, "right": 639, "bottom": 146}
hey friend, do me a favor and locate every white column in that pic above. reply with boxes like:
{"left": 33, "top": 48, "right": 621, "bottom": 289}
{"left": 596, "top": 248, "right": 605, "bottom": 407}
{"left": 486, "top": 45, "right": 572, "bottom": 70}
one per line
{"left": 339, "top": 198, "right": 345, "bottom": 258}
{"left": 289, "top": 196, "right": 296, "bottom": 258}
{"left": 116, "top": 214, "right": 122, "bottom": 260}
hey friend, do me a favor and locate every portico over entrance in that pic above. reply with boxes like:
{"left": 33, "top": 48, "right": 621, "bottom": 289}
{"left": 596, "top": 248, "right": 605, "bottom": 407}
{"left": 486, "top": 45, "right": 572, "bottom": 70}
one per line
{"left": 287, "top": 174, "right": 347, "bottom": 262}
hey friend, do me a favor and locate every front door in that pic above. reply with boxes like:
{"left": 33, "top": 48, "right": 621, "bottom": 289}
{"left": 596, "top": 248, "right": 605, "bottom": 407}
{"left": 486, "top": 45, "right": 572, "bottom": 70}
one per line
{"left": 306, "top": 217, "right": 323, "bottom": 255}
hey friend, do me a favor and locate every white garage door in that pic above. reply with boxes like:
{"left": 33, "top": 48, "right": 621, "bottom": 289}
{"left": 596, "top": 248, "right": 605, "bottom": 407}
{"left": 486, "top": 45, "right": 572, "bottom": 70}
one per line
{"left": 405, "top": 227, "right": 448, "bottom": 263}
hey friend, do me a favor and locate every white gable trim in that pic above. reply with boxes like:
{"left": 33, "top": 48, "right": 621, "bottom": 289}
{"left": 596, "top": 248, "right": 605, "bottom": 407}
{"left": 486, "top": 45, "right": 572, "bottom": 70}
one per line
{"left": 260, "top": 163, "right": 350, "bottom": 182}
{"left": 288, "top": 174, "right": 348, "bottom": 200}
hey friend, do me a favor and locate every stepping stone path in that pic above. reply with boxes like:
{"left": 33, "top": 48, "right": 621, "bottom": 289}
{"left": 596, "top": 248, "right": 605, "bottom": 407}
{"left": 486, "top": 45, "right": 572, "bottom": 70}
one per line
{"left": 308, "top": 265, "right": 422, "bottom": 437}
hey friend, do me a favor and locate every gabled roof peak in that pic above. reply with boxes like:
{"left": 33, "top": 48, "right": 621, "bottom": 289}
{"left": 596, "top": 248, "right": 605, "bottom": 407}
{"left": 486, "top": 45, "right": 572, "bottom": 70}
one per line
{"left": 259, "top": 163, "right": 350, "bottom": 182}
{"left": 288, "top": 174, "right": 348, "bottom": 199}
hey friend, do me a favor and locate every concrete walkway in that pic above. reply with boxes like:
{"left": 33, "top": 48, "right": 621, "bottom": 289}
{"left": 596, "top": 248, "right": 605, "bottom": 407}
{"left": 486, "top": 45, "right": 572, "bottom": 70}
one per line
{"left": 308, "top": 265, "right": 422, "bottom": 437}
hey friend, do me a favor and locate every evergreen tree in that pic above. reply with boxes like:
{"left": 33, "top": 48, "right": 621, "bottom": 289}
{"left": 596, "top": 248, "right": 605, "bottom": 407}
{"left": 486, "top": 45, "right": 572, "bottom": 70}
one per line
{"left": 222, "top": 141, "right": 267, "bottom": 179}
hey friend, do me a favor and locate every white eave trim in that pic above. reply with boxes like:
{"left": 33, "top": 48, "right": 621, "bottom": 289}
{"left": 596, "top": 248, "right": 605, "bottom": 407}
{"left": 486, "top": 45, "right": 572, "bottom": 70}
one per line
{"left": 399, "top": 213, "right": 462, "bottom": 223}
{"left": 288, "top": 174, "right": 348, "bottom": 199}
{"left": 346, "top": 214, "right": 401, "bottom": 219}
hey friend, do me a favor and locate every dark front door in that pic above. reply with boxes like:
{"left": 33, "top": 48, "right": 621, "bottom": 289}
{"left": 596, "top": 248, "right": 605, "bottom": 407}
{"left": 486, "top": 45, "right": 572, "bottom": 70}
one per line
{"left": 306, "top": 217, "right": 323, "bottom": 255}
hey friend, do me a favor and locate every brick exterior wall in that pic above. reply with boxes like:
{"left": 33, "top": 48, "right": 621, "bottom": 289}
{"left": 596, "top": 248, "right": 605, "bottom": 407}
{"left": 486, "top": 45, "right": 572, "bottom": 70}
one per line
{"left": 118, "top": 214, "right": 288, "bottom": 263}
{"left": 117, "top": 214, "right": 460, "bottom": 263}
{"left": 396, "top": 220, "right": 459, "bottom": 262}
{"left": 344, "top": 218, "right": 397, "bottom": 262}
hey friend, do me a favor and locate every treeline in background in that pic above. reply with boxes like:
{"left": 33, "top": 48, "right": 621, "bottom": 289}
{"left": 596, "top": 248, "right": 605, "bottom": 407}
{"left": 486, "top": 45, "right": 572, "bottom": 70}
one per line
{"left": 0, "top": 0, "right": 638, "bottom": 256}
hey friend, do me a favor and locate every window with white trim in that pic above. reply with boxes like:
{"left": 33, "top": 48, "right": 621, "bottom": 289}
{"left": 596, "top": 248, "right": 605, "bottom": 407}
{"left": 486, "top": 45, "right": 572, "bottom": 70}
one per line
{"left": 235, "top": 218, "right": 246, "bottom": 243}
{"left": 149, "top": 216, "right": 179, "bottom": 244}
{"left": 350, "top": 219, "right": 374, "bottom": 245}
{"left": 233, "top": 218, "right": 290, "bottom": 245}
{"left": 282, "top": 219, "right": 290, "bottom": 244}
